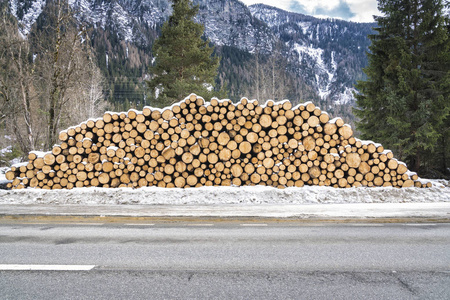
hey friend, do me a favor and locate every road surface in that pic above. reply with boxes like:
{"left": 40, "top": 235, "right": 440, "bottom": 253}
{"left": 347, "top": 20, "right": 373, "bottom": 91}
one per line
{"left": 1, "top": 222, "right": 449, "bottom": 299}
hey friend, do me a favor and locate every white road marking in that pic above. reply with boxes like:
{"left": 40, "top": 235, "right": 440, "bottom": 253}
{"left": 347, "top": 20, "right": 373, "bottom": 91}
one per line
{"left": 0, "top": 264, "right": 96, "bottom": 271}
{"left": 240, "top": 224, "right": 268, "bottom": 227}
{"left": 349, "top": 224, "right": 384, "bottom": 227}
{"left": 124, "top": 224, "right": 155, "bottom": 226}
{"left": 187, "top": 224, "right": 214, "bottom": 226}
{"left": 404, "top": 223, "right": 437, "bottom": 226}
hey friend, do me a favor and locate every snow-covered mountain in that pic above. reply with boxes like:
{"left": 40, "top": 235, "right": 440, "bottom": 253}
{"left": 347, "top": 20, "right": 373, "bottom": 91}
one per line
{"left": 8, "top": 0, "right": 375, "bottom": 109}
{"left": 249, "top": 4, "right": 373, "bottom": 105}
{"left": 195, "top": 0, "right": 275, "bottom": 53}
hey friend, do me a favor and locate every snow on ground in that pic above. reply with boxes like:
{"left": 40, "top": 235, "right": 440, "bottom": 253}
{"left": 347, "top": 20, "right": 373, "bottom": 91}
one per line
{"left": 0, "top": 183, "right": 449, "bottom": 206}
{"left": 0, "top": 167, "right": 7, "bottom": 181}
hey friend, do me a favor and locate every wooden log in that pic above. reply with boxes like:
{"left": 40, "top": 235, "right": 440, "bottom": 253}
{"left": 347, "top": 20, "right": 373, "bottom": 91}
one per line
{"left": 98, "top": 173, "right": 110, "bottom": 184}
{"left": 402, "top": 179, "right": 414, "bottom": 187}
{"left": 246, "top": 132, "right": 258, "bottom": 144}
{"left": 324, "top": 123, "right": 337, "bottom": 135}
{"left": 338, "top": 125, "right": 353, "bottom": 140}
{"left": 307, "top": 115, "right": 320, "bottom": 127}
{"left": 303, "top": 136, "right": 315, "bottom": 151}
{"left": 239, "top": 141, "right": 252, "bottom": 154}
{"left": 397, "top": 163, "right": 408, "bottom": 175}
{"left": 174, "top": 176, "right": 186, "bottom": 188}
{"left": 208, "top": 153, "right": 219, "bottom": 164}
{"left": 33, "top": 158, "right": 45, "bottom": 169}
{"left": 52, "top": 146, "right": 62, "bottom": 156}
{"left": 334, "top": 169, "right": 345, "bottom": 179}
{"left": 162, "top": 147, "right": 175, "bottom": 160}
{"left": 262, "top": 157, "right": 275, "bottom": 169}
{"left": 338, "top": 178, "right": 348, "bottom": 188}
{"left": 219, "top": 148, "right": 232, "bottom": 161}
{"left": 358, "top": 162, "right": 371, "bottom": 175}
{"left": 259, "top": 114, "right": 272, "bottom": 128}
{"left": 102, "top": 162, "right": 114, "bottom": 173}
{"left": 308, "top": 166, "right": 321, "bottom": 179}
{"left": 250, "top": 173, "right": 261, "bottom": 184}
{"left": 28, "top": 152, "right": 38, "bottom": 161}
{"left": 307, "top": 151, "right": 318, "bottom": 161}
{"left": 76, "top": 171, "right": 87, "bottom": 182}
{"left": 365, "top": 172, "right": 375, "bottom": 182}
{"left": 366, "top": 143, "right": 377, "bottom": 154}
{"left": 319, "top": 112, "right": 330, "bottom": 124}
{"left": 230, "top": 164, "right": 243, "bottom": 177}
{"left": 182, "top": 152, "right": 194, "bottom": 164}
{"left": 373, "top": 177, "right": 384, "bottom": 186}
{"left": 386, "top": 159, "right": 399, "bottom": 171}
{"left": 87, "top": 153, "right": 100, "bottom": 164}
{"left": 186, "top": 175, "right": 198, "bottom": 187}
{"left": 346, "top": 153, "right": 361, "bottom": 168}
{"left": 217, "top": 132, "right": 231, "bottom": 146}
{"left": 5, "top": 170, "right": 16, "bottom": 180}
{"left": 58, "top": 131, "right": 69, "bottom": 142}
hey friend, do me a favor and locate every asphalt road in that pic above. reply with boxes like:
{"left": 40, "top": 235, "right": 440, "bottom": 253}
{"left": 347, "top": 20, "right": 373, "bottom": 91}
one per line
{"left": 0, "top": 222, "right": 449, "bottom": 299}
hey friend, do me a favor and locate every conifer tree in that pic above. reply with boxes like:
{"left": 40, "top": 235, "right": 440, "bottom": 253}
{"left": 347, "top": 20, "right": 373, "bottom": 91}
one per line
{"left": 147, "top": 0, "right": 223, "bottom": 107}
{"left": 355, "top": 0, "right": 450, "bottom": 175}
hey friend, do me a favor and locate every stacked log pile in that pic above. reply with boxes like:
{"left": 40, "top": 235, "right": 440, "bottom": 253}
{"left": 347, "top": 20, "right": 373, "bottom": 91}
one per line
{"left": 5, "top": 94, "right": 431, "bottom": 189}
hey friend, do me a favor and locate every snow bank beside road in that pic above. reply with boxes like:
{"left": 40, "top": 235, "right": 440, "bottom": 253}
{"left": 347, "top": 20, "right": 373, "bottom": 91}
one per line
{"left": 0, "top": 167, "right": 7, "bottom": 181}
{"left": 1, "top": 184, "right": 449, "bottom": 205}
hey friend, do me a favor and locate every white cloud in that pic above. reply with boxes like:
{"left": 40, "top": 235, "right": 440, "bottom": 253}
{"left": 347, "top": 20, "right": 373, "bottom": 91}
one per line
{"left": 241, "top": 0, "right": 381, "bottom": 23}
{"left": 345, "top": 0, "right": 380, "bottom": 22}
{"left": 295, "top": 0, "right": 342, "bottom": 13}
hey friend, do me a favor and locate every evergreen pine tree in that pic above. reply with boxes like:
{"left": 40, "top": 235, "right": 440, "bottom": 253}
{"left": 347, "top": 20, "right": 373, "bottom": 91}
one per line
{"left": 355, "top": 0, "right": 450, "bottom": 175}
{"left": 147, "top": 0, "right": 223, "bottom": 107}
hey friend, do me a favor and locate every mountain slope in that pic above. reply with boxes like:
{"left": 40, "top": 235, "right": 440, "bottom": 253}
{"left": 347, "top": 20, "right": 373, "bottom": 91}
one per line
{"left": 8, "top": 0, "right": 375, "bottom": 119}
{"left": 249, "top": 4, "right": 374, "bottom": 107}
{"left": 194, "top": 0, "right": 275, "bottom": 53}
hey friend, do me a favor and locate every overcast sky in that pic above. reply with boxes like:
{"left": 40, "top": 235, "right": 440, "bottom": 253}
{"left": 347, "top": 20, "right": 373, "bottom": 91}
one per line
{"left": 241, "top": 0, "right": 381, "bottom": 23}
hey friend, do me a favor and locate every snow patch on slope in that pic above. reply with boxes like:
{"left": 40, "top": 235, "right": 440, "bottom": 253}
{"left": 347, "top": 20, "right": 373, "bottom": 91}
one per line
{"left": 10, "top": 0, "right": 46, "bottom": 36}
{"left": 293, "top": 43, "right": 337, "bottom": 99}
{"left": 335, "top": 87, "right": 356, "bottom": 105}
{"left": 298, "top": 22, "right": 311, "bottom": 34}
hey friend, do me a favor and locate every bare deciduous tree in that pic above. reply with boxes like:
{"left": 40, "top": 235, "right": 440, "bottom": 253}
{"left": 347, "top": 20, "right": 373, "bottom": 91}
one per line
{"left": 252, "top": 43, "right": 292, "bottom": 102}
{"left": 1, "top": 0, "right": 106, "bottom": 156}
{"left": 0, "top": 4, "right": 38, "bottom": 154}
{"left": 34, "top": 0, "right": 94, "bottom": 149}
{"left": 67, "top": 56, "right": 107, "bottom": 125}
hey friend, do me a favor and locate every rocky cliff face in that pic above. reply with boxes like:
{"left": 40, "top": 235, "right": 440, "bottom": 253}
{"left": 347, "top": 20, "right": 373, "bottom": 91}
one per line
{"left": 194, "top": 0, "right": 275, "bottom": 53}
